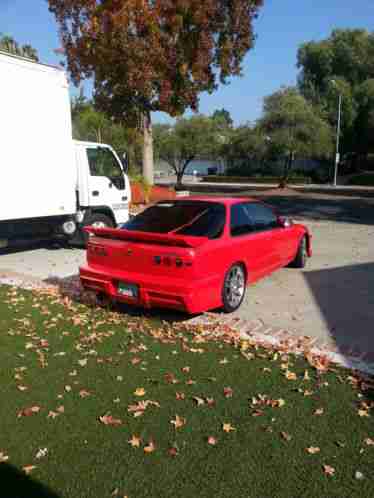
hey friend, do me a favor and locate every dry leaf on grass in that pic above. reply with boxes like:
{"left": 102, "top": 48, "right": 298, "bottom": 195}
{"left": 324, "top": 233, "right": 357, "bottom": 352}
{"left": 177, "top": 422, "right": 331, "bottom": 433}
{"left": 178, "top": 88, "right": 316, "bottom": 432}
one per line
{"left": 306, "top": 447, "right": 320, "bottom": 454}
{"left": 170, "top": 415, "right": 186, "bottom": 429}
{"left": 128, "top": 435, "right": 141, "bottom": 448}
{"left": 314, "top": 408, "right": 324, "bottom": 416}
{"left": 175, "top": 392, "right": 185, "bottom": 401}
{"left": 144, "top": 440, "right": 156, "bottom": 454}
{"left": 364, "top": 438, "right": 374, "bottom": 446}
{"left": 207, "top": 436, "right": 217, "bottom": 445}
{"left": 281, "top": 432, "right": 292, "bottom": 441}
{"left": 134, "top": 388, "right": 146, "bottom": 397}
{"left": 0, "top": 452, "right": 9, "bottom": 463}
{"left": 99, "top": 414, "right": 122, "bottom": 426}
{"left": 285, "top": 370, "right": 297, "bottom": 381}
{"left": 323, "top": 464, "right": 335, "bottom": 476}
{"left": 223, "top": 387, "right": 233, "bottom": 398}
{"left": 17, "top": 406, "right": 41, "bottom": 418}
{"left": 222, "top": 423, "right": 236, "bottom": 433}
{"left": 23, "top": 465, "right": 36, "bottom": 475}
{"left": 79, "top": 390, "right": 91, "bottom": 398}
{"left": 192, "top": 396, "right": 205, "bottom": 407}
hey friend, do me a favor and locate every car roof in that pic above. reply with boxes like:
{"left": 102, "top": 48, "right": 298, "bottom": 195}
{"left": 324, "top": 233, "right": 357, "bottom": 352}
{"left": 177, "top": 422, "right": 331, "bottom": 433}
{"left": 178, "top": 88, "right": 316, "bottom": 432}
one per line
{"left": 170, "top": 196, "right": 258, "bottom": 205}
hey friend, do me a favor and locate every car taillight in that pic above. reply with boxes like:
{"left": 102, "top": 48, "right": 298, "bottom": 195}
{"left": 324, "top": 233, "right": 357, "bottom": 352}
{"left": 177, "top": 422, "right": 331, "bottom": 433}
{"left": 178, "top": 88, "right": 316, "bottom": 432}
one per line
{"left": 88, "top": 244, "right": 108, "bottom": 257}
{"left": 153, "top": 255, "right": 192, "bottom": 267}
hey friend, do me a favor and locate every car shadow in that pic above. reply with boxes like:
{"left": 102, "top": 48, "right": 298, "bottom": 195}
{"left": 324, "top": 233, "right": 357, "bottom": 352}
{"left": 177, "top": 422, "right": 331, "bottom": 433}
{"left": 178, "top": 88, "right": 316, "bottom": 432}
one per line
{"left": 0, "top": 463, "right": 60, "bottom": 498}
{"left": 304, "top": 262, "right": 374, "bottom": 402}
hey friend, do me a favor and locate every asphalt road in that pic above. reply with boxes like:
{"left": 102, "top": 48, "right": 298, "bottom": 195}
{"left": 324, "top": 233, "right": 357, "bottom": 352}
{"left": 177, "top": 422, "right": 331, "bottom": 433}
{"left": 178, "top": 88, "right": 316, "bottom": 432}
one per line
{"left": 1, "top": 191, "right": 373, "bottom": 354}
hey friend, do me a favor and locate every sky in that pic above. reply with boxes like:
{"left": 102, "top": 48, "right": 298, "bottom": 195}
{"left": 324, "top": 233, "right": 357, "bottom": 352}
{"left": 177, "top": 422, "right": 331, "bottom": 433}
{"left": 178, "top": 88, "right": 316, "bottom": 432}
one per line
{"left": 1, "top": 0, "right": 373, "bottom": 125}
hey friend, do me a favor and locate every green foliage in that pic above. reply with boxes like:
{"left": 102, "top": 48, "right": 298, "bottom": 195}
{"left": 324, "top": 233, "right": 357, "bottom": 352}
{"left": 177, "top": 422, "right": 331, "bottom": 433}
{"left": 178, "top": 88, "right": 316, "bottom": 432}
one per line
{"left": 212, "top": 108, "right": 234, "bottom": 129}
{"left": 258, "top": 87, "right": 333, "bottom": 184}
{"left": 153, "top": 115, "right": 225, "bottom": 185}
{"left": 297, "top": 29, "right": 374, "bottom": 159}
{"left": 0, "top": 34, "right": 39, "bottom": 61}
{"left": 348, "top": 173, "right": 374, "bottom": 186}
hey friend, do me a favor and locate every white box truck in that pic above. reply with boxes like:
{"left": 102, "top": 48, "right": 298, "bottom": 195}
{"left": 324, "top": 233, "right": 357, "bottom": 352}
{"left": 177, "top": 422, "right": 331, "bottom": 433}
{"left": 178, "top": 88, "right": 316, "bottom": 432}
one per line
{"left": 0, "top": 51, "right": 131, "bottom": 247}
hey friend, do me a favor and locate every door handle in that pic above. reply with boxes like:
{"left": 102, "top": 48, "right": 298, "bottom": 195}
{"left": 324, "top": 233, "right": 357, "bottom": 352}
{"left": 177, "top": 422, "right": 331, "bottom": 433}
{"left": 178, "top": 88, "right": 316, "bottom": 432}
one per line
{"left": 92, "top": 190, "right": 99, "bottom": 197}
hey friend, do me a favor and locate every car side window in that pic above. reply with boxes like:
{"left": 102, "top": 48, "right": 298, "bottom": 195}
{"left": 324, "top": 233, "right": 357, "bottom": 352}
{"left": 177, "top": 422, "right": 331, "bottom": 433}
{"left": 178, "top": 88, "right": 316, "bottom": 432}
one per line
{"left": 230, "top": 203, "right": 253, "bottom": 237}
{"left": 243, "top": 203, "right": 279, "bottom": 231}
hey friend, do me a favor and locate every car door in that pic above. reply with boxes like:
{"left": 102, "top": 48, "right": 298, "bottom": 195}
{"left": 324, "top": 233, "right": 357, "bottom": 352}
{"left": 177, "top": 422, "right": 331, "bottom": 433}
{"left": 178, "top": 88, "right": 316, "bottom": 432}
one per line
{"left": 86, "top": 145, "right": 130, "bottom": 224}
{"left": 229, "top": 202, "right": 275, "bottom": 282}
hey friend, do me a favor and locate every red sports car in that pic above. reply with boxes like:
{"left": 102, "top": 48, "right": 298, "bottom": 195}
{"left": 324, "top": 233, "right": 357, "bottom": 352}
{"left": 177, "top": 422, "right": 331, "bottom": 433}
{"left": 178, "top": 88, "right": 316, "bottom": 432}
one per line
{"left": 80, "top": 197, "right": 312, "bottom": 314}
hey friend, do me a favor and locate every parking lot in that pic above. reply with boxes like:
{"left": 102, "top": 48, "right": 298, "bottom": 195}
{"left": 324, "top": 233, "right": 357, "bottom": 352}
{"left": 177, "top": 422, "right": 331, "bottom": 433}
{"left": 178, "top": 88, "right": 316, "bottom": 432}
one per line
{"left": 1, "top": 190, "right": 373, "bottom": 354}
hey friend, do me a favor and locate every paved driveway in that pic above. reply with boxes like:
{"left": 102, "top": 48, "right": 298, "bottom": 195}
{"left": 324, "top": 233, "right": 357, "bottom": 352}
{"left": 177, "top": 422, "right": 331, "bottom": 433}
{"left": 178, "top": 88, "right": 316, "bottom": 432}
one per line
{"left": 1, "top": 191, "right": 373, "bottom": 354}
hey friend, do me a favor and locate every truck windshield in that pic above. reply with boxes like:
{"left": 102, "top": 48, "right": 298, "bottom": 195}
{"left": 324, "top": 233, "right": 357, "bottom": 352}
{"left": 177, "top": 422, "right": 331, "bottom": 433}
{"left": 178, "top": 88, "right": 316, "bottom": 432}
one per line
{"left": 122, "top": 201, "right": 226, "bottom": 239}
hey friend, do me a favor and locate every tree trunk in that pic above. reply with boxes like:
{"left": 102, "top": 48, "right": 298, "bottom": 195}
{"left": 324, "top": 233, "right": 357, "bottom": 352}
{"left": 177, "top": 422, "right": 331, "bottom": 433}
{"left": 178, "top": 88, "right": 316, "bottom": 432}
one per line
{"left": 279, "top": 152, "right": 294, "bottom": 188}
{"left": 176, "top": 170, "right": 184, "bottom": 188}
{"left": 142, "top": 111, "right": 154, "bottom": 185}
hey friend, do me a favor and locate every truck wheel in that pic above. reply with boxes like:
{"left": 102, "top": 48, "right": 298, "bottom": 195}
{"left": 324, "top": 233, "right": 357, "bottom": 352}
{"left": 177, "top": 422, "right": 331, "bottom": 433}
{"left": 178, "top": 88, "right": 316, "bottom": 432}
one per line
{"left": 221, "top": 263, "right": 246, "bottom": 313}
{"left": 83, "top": 213, "right": 114, "bottom": 245}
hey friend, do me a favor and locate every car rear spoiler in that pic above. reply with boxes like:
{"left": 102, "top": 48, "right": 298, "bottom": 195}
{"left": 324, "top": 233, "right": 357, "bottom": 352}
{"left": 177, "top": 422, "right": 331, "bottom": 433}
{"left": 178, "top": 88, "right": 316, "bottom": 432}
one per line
{"left": 84, "top": 227, "right": 209, "bottom": 248}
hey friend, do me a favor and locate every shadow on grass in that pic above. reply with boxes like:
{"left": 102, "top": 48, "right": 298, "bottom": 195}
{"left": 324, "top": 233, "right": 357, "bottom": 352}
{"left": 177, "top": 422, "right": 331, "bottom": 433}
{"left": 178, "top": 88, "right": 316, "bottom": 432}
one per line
{"left": 304, "top": 261, "right": 374, "bottom": 402}
{"left": 0, "top": 463, "right": 60, "bottom": 498}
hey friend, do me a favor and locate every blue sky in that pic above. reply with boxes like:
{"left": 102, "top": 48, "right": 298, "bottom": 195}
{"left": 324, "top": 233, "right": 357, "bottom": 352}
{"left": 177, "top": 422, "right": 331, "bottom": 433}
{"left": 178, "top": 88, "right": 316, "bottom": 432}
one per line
{"left": 1, "top": 0, "right": 373, "bottom": 125}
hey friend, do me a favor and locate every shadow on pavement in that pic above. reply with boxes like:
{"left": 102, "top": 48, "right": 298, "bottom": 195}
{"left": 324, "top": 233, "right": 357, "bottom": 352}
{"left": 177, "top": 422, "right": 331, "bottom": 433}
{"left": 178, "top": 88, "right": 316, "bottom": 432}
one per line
{"left": 0, "top": 463, "right": 60, "bottom": 498}
{"left": 259, "top": 194, "right": 374, "bottom": 225}
{"left": 305, "top": 262, "right": 374, "bottom": 403}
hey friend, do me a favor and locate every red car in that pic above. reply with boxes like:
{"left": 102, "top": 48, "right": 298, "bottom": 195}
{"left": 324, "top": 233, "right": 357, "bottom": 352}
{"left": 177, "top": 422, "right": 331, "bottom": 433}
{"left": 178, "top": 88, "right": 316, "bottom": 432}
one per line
{"left": 80, "top": 197, "right": 312, "bottom": 314}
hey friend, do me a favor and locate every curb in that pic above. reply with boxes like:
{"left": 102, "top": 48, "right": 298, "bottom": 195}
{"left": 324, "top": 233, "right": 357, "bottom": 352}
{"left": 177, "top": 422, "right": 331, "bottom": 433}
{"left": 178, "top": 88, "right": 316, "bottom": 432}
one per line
{"left": 186, "top": 314, "right": 374, "bottom": 376}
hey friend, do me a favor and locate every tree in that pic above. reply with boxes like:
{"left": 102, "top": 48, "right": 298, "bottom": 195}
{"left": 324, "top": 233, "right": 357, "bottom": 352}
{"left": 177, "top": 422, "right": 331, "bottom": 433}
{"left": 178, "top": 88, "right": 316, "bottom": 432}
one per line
{"left": 258, "top": 87, "right": 333, "bottom": 187}
{"left": 0, "top": 34, "right": 39, "bottom": 61}
{"left": 297, "top": 29, "right": 374, "bottom": 165}
{"left": 48, "top": 0, "right": 264, "bottom": 184}
{"left": 154, "top": 115, "right": 223, "bottom": 186}
{"left": 212, "top": 108, "right": 234, "bottom": 129}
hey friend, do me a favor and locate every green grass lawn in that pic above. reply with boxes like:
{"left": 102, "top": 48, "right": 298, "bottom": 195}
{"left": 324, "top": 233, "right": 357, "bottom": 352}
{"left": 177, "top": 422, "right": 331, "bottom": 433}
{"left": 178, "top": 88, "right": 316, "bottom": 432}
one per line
{"left": 0, "top": 285, "right": 373, "bottom": 498}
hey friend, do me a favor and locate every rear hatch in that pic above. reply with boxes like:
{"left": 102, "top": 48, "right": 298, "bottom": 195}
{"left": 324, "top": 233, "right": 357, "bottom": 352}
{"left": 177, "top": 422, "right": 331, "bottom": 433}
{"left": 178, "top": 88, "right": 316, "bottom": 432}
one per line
{"left": 85, "top": 227, "right": 207, "bottom": 279}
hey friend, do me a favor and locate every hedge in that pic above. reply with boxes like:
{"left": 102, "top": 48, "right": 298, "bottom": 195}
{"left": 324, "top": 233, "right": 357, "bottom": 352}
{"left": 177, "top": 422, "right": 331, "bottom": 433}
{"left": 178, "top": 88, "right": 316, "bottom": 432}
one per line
{"left": 201, "top": 176, "right": 312, "bottom": 184}
{"left": 348, "top": 173, "right": 374, "bottom": 186}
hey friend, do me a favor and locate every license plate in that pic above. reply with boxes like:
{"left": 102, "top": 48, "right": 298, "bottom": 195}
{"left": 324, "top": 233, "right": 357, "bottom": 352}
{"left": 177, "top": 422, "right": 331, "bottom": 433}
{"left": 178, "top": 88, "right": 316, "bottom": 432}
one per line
{"left": 118, "top": 282, "right": 138, "bottom": 298}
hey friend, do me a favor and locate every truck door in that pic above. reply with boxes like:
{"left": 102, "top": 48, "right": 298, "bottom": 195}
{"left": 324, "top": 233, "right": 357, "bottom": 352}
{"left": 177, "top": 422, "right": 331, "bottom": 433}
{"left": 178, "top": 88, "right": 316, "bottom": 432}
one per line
{"left": 85, "top": 145, "right": 130, "bottom": 225}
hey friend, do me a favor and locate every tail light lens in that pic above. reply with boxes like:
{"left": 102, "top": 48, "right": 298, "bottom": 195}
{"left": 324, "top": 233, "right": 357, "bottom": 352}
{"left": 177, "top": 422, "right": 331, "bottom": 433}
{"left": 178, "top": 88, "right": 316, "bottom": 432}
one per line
{"left": 153, "top": 255, "right": 192, "bottom": 268}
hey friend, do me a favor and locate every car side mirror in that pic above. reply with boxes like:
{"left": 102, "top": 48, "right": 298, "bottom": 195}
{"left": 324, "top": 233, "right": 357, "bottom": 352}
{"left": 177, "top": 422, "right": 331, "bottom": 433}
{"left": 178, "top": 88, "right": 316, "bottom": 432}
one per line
{"left": 279, "top": 217, "right": 293, "bottom": 228}
{"left": 122, "top": 153, "right": 129, "bottom": 174}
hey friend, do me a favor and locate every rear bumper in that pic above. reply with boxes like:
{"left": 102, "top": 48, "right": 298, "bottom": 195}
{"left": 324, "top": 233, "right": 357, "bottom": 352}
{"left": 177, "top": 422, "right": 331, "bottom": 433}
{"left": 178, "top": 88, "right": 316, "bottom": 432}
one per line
{"left": 79, "top": 265, "right": 221, "bottom": 314}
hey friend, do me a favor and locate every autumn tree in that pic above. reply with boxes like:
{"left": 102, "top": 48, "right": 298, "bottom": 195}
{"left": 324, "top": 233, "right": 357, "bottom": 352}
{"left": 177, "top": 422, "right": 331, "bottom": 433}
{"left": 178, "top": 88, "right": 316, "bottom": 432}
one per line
{"left": 48, "top": 0, "right": 264, "bottom": 184}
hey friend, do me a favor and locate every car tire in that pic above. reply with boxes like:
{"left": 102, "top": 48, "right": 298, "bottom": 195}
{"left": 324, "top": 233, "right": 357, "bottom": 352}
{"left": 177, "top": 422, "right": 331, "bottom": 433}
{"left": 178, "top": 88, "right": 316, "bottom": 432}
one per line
{"left": 221, "top": 263, "right": 247, "bottom": 313}
{"left": 82, "top": 213, "right": 114, "bottom": 246}
{"left": 291, "top": 235, "right": 307, "bottom": 268}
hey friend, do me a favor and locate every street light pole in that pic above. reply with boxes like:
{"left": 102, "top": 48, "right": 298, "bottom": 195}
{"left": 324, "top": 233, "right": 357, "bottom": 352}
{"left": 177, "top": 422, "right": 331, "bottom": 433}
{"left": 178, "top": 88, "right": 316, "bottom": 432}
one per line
{"left": 333, "top": 91, "right": 342, "bottom": 187}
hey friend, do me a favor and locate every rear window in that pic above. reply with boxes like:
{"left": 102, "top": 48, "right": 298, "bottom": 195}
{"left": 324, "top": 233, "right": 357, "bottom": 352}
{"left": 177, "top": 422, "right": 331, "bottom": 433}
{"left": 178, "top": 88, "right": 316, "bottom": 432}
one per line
{"left": 121, "top": 201, "right": 226, "bottom": 239}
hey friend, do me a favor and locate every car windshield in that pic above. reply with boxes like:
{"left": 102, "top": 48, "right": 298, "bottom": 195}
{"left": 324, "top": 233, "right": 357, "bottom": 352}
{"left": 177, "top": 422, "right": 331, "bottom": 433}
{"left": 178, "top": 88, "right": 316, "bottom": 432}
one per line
{"left": 121, "top": 201, "right": 226, "bottom": 239}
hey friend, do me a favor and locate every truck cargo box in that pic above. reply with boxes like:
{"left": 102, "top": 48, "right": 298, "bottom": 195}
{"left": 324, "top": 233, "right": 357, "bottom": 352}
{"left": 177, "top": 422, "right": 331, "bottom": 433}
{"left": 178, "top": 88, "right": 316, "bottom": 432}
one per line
{"left": 0, "top": 52, "right": 76, "bottom": 222}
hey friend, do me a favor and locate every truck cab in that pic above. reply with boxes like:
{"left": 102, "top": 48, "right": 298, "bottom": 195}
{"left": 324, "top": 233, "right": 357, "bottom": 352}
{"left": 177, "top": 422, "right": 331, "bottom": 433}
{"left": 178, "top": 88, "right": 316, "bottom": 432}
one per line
{"left": 72, "top": 141, "right": 131, "bottom": 243}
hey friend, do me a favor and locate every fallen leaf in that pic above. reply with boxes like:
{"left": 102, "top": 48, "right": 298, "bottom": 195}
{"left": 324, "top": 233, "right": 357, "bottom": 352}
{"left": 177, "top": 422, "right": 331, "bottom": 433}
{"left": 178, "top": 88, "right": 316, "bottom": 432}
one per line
{"left": 314, "top": 408, "right": 324, "bottom": 416}
{"left": 306, "top": 446, "right": 320, "bottom": 454}
{"left": 0, "top": 452, "right": 9, "bottom": 463}
{"left": 186, "top": 379, "right": 196, "bottom": 385}
{"left": 206, "top": 397, "right": 215, "bottom": 407}
{"left": 170, "top": 415, "right": 186, "bottom": 430}
{"left": 128, "top": 435, "right": 141, "bottom": 448}
{"left": 223, "top": 387, "right": 233, "bottom": 398}
{"left": 56, "top": 405, "right": 65, "bottom": 414}
{"left": 116, "top": 376, "right": 123, "bottom": 382}
{"left": 323, "top": 464, "right": 335, "bottom": 477}
{"left": 281, "top": 432, "right": 292, "bottom": 441}
{"left": 181, "top": 366, "right": 190, "bottom": 373}
{"left": 47, "top": 411, "right": 59, "bottom": 419}
{"left": 131, "top": 357, "right": 142, "bottom": 365}
{"left": 207, "top": 436, "right": 217, "bottom": 445}
{"left": 35, "top": 448, "right": 48, "bottom": 459}
{"left": 358, "top": 409, "right": 370, "bottom": 417}
{"left": 164, "top": 373, "right": 178, "bottom": 384}
{"left": 144, "top": 440, "right": 156, "bottom": 454}
{"left": 99, "top": 414, "right": 122, "bottom": 426}
{"left": 192, "top": 396, "right": 205, "bottom": 407}
{"left": 303, "top": 370, "right": 311, "bottom": 381}
{"left": 285, "top": 370, "right": 297, "bottom": 381}
{"left": 276, "top": 399, "right": 286, "bottom": 408}
{"left": 168, "top": 447, "right": 178, "bottom": 457}
{"left": 23, "top": 465, "right": 36, "bottom": 475}
{"left": 219, "top": 358, "right": 229, "bottom": 364}
{"left": 262, "top": 367, "right": 271, "bottom": 373}
{"left": 17, "top": 385, "right": 28, "bottom": 392}
{"left": 175, "top": 392, "right": 185, "bottom": 401}
{"left": 78, "top": 359, "right": 88, "bottom": 367}
{"left": 79, "top": 390, "right": 91, "bottom": 398}
{"left": 134, "top": 388, "right": 146, "bottom": 397}
{"left": 335, "top": 441, "right": 346, "bottom": 448}
{"left": 355, "top": 471, "right": 364, "bottom": 480}
{"left": 252, "top": 409, "right": 264, "bottom": 417}
{"left": 222, "top": 423, "right": 236, "bottom": 433}
{"left": 364, "top": 438, "right": 374, "bottom": 446}
{"left": 17, "top": 406, "right": 41, "bottom": 418}
{"left": 65, "top": 385, "right": 72, "bottom": 392}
